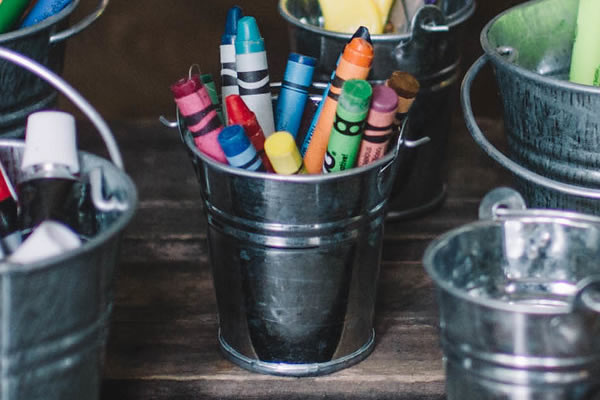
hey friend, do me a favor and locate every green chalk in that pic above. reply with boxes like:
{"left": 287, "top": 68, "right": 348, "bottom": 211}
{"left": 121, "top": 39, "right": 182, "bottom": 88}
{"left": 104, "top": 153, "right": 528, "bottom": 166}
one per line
{"left": 569, "top": 0, "right": 600, "bottom": 86}
{"left": 323, "top": 79, "right": 372, "bottom": 173}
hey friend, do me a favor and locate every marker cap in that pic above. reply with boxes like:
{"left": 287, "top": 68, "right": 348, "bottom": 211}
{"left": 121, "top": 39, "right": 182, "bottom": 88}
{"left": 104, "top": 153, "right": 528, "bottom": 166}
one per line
{"left": 264, "top": 131, "right": 303, "bottom": 174}
{"left": 21, "top": 111, "right": 79, "bottom": 174}
{"left": 9, "top": 220, "right": 81, "bottom": 264}
{"left": 218, "top": 125, "right": 251, "bottom": 157}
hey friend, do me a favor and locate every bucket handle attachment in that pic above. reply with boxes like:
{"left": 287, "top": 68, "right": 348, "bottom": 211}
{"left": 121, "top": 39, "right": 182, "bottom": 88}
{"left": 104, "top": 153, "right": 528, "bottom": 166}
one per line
{"left": 572, "top": 275, "right": 600, "bottom": 315}
{"left": 49, "top": 0, "right": 110, "bottom": 43}
{"left": 462, "top": 55, "right": 600, "bottom": 200}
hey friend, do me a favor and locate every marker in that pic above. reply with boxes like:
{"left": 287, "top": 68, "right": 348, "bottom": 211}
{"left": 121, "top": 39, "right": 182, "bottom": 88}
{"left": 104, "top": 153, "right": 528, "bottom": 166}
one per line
{"left": 303, "top": 37, "right": 373, "bottom": 174}
{"left": 226, "top": 94, "right": 274, "bottom": 172}
{"left": 171, "top": 74, "right": 227, "bottom": 163}
{"left": 220, "top": 6, "right": 243, "bottom": 122}
{"left": 235, "top": 16, "right": 275, "bottom": 136}
{"left": 200, "top": 73, "right": 224, "bottom": 123}
{"left": 264, "top": 131, "right": 306, "bottom": 175}
{"left": 0, "top": 161, "right": 20, "bottom": 257}
{"left": 20, "top": 0, "right": 72, "bottom": 28}
{"left": 17, "top": 111, "right": 90, "bottom": 235}
{"left": 570, "top": 0, "right": 600, "bottom": 85}
{"left": 218, "top": 124, "right": 265, "bottom": 172}
{"left": 323, "top": 79, "right": 372, "bottom": 173}
{"left": 0, "top": 0, "right": 31, "bottom": 33}
{"left": 357, "top": 85, "right": 398, "bottom": 166}
{"left": 385, "top": 71, "right": 420, "bottom": 128}
{"left": 9, "top": 220, "right": 81, "bottom": 264}
{"left": 300, "top": 26, "right": 371, "bottom": 156}
{"left": 275, "top": 53, "right": 316, "bottom": 138}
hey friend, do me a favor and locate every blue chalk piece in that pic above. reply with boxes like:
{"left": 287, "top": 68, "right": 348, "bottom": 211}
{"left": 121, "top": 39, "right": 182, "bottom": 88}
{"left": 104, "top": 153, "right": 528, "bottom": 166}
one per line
{"left": 21, "top": 0, "right": 73, "bottom": 28}
{"left": 218, "top": 125, "right": 264, "bottom": 171}
{"left": 275, "top": 53, "right": 316, "bottom": 138}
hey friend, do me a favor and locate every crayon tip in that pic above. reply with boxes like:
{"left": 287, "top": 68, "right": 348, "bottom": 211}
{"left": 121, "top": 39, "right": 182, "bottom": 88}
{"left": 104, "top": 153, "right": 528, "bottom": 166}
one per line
{"left": 344, "top": 38, "right": 374, "bottom": 68}
{"left": 351, "top": 26, "right": 372, "bottom": 44}
{"left": 236, "top": 16, "right": 262, "bottom": 43}
{"left": 339, "top": 80, "right": 373, "bottom": 112}
{"left": 371, "top": 85, "right": 399, "bottom": 113}
{"left": 170, "top": 75, "right": 202, "bottom": 98}
{"left": 222, "top": 6, "right": 243, "bottom": 44}
{"left": 225, "top": 94, "right": 254, "bottom": 124}
{"left": 218, "top": 125, "right": 250, "bottom": 157}
{"left": 386, "top": 71, "right": 420, "bottom": 99}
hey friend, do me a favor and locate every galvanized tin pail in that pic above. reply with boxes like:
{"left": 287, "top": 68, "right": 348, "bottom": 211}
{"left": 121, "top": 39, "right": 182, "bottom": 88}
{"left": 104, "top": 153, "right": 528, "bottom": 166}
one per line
{"left": 423, "top": 187, "right": 600, "bottom": 399}
{"left": 461, "top": 0, "right": 600, "bottom": 215}
{"left": 278, "top": 0, "right": 475, "bottom": 219}
{"left": 0, "top": 0, "right": 109, "bottom": 138}
{"left": 0, "top": 47, "right": 136, "bottom": 400}
{"left": 169, "top": 107, "right": 416, "bottom": 377}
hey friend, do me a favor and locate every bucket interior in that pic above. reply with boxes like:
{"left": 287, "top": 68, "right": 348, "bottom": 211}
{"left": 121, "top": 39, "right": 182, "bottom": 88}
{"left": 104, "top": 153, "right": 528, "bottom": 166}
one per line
{"left": 427, "top": 218, "right": 600, "bottom": 309}
{"left": 484, "top": 0, "right": 577, "bottom": 78}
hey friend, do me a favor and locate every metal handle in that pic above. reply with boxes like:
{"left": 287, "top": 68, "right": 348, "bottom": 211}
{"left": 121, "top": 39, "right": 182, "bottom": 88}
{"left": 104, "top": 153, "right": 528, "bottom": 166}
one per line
{"left": 572, "top": 275, "right": 600, "bottom": 314}
{"left": 0, "top": 46, "right": 124, "bottom": 170}
{"left": 462, "top": 55, "right": 600, "bottom": 200}
{"left": 50, "top": 0, "right": 110, "bottom": 43}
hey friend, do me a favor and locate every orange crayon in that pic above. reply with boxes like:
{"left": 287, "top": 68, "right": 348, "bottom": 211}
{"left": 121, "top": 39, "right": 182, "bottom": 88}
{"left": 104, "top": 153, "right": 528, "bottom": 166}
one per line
{"left": 303, "top": 37, "right": 373, "bottom": 174}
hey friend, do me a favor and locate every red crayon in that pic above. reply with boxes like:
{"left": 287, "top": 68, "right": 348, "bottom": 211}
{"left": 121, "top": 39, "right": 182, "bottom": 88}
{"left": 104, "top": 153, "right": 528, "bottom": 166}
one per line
{"left": 171, "top": 74, "right": 227, "bottom": 163}
{"left": 225, "top": 94, "right": 274, "bottom": 173}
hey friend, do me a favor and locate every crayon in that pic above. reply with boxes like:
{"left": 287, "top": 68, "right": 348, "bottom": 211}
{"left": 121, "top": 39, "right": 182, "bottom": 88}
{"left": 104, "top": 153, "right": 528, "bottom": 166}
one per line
{"left": 226, "top": 94, "right": 274, "bottom": 172}
{"left": 323, "top": 79, "right": 372, "bottom": 173}
{"left": 0, "top": 0, "right": 31, "bottom": 33}
{"left": 9, "top": 220, "right": 81, "bottom": 264}
{"left": 220, "top": 6, "right": 243, "bottom": 122}
{"left": 0, "top": 161, "right": 20, "bottom": 257}
{"left": 171, "top": 74, "right": 228, "bottom": 163}
{"left": 318, "top": 0, "right": 382, "bottom": 34}
{"left": 357, "top": 85, "right": 398, "bottom": 166}
{"left": 385, "top": 71, "right": 420, "bottom": 128}
{"left": 570, "top": 0, "right": 600, "bottom": 85}
{"left": 201, "top": 73, "right": 224, "bottom": 123}
{"left": 264, "top": 131, "right": 306, "bottom": 175}
{"left": 275, "top": 53, "right": 316, "bottom": 138}
{"left": 303, "top": 37, "right": 373, "bottom": 174}
{"left": 300, "top": 26, "right": 371, "bottom": 156}
{"left": 235, "top": 16, "right": 275, "bottom": 136}
{"left": 20, "top": 0, "right": 72, "bottom": 28}
{"left": 295, "top": 98, "right": 319, "bottom": 150}
{"left": 218, "top": 124, "right": 265, "bottom": 172}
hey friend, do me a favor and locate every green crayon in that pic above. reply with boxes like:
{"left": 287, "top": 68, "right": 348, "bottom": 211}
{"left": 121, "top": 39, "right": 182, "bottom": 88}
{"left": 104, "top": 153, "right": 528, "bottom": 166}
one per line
{"left": 323, "top": 79, "right": 372, "bottom": 173}
{"left": 200, "top": 73, "right": 224, "bottom": 123}
{"left": 0, "top": 0, "right": 30, "bottom": 33}
{"left": 569, "top": 0, "right": 600, "bottom": 86}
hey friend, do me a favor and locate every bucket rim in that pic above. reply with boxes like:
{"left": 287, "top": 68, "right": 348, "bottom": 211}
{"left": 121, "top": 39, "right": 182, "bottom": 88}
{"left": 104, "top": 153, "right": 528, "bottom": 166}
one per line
{"left": 277, "top": 0, "right": 475, "bottom": 42}
{"left": 0, "top": 139, "right": 138, "bottom": 275}
{"left": 0, "top": 0, "right": 80, "bottom": 43}
{"left": 423, "top": 216, "right": 599, "bottom": 315}
{"left": 479, "top": 0, "right": 600, "bottom": 95}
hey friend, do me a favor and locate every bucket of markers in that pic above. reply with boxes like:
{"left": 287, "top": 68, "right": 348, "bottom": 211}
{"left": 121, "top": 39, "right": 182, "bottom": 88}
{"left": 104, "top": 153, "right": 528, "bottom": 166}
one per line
{"left": 0, "top": 0, "right": 110, "bottom": 138}
{"left": 0, "top": 47, "right": 136, "bottom": 400}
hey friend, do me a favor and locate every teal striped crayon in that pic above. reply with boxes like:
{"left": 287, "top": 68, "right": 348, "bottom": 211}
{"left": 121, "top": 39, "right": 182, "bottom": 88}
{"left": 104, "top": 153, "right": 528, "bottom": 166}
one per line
{"left": 323, "top": 79, "right": 372, "bottom": 173}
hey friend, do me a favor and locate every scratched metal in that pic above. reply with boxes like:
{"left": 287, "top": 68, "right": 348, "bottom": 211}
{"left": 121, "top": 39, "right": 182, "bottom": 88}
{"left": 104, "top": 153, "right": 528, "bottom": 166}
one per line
{"left": 424, "top": 188, "right": 600, "bottom": 400}
{"left": 482, "top": 0, "right": 600, "bottom": 213}
{"left": 279, "top": 0, "right": 475, "bottom": 219}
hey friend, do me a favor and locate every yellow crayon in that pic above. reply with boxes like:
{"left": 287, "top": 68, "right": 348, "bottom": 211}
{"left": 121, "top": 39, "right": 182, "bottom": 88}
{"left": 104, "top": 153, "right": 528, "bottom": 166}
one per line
{"left": 264, "top": 131, "right": 306, "bottom": 175}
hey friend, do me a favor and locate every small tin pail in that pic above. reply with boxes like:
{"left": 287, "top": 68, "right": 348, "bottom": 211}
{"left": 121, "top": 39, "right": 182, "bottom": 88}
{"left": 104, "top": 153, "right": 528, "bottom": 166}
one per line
{"left": 167, "top": 106, "right": 418, "bottom": 377}
{"left": 0, "top": 47, "right": 137, "bottom": 400}
{"left": 424, "top": 187, "right": 600, "bottom": 399}
{"left": 462, "top": 0, "right": 600, "bottom": 214}
{"left": 278, "top": 0, "right": 475, "bottom": 219}
{"left": 0, "top": 0, "right": 109, "bottom": 138}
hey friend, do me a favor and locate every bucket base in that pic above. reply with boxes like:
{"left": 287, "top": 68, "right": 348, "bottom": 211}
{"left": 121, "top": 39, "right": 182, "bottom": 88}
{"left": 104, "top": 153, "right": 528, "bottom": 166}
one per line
{"left": 218, "top": 329, "right": 376, "bottom": 377}
{"left": 386, "top": 184, "right": 447, "bottom": 221}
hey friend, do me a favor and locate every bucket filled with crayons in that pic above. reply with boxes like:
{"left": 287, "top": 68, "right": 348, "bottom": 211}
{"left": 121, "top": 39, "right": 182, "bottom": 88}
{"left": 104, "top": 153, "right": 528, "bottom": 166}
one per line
{"left": 0, "top": 0, "right": 110, "bottom": 138}
{"left": 279, "top": 0, "right": 475, "bottom": 219}
{"left": 163, "top": 12, "right": 427, "bottom": 376}
{"left": 0, "top": 47, "right": 136, "bottom": 400}
{"left": 463, "top": 0, "right": 600, "bottom": 215}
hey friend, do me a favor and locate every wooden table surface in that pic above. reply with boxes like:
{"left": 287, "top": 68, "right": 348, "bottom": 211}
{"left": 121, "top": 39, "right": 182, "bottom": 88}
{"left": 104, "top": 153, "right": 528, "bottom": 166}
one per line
{"left": 93, "top": 114, "right": 512, "bottom": 399}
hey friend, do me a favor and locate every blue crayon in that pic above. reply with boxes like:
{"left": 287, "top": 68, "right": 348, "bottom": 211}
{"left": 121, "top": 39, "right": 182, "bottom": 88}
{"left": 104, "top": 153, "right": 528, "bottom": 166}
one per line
{"left": 20, "top": 0, "right": 73, "bottom": 28}
{"left": 275, "top": 53, "right": 316, "bottom": 138}
{"left": 300, "top": 26, "right": 371, "bottom": 155}
{"left": 220, "top": 6, "right": 243, "bottom": 123}
{"left": 235, "top": 16, "right": 275, "bottom": 137}
{"left": 218, "top": 124, "right": 265, "bottom": 171}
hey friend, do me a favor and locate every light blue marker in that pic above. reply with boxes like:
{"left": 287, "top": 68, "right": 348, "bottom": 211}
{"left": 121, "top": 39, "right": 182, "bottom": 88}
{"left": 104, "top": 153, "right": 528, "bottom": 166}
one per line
{"left": 218, "top": 124, "right": 264, "bottom": 171}
{"left": 275, "top": 53, "right": 316, "bottom": 139}
{"left": 20, "top": 0, "right": 73, "bottom": 28}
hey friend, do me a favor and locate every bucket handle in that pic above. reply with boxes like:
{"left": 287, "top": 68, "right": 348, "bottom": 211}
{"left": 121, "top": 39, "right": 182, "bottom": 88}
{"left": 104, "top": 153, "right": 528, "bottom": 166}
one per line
{"left": 462, "top": 55, "right": 600, "bottom": 200}
{"left": 572, "top": 275, "right": 600, "bottom": 315}
{"left": 0, "top": 46, "right": 124, "bottom": 170}
{"left": 49, "top": 0, "right": 110, "bottom": 43}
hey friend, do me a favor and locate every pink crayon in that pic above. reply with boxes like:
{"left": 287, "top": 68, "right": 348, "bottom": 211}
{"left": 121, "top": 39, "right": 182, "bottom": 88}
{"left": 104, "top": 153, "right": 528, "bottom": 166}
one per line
{"left": 170, "top": 74, "right": 227, "bottom": 163}
{"left": 357, "top": 85, "right": 398, "bottom": 166}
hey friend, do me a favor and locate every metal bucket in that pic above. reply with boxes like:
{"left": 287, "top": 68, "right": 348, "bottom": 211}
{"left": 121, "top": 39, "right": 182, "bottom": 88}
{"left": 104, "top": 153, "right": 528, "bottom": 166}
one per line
{"left": 0, "top": 47, "right": 137, "bottom": 400}
{"left": 167, "top": 106, "right": 418, "bottom": 377}
{"left": 278, "top": 0, "right": 475, "bottom": 219}
{"left": 461, "top": 0, "right": 600, "bottom": 215}
{"left": 423, "top": 187, "right": 600, "bottom": 399}
{"left": 0, "top": 0, "right": 109, "bottom": 138}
